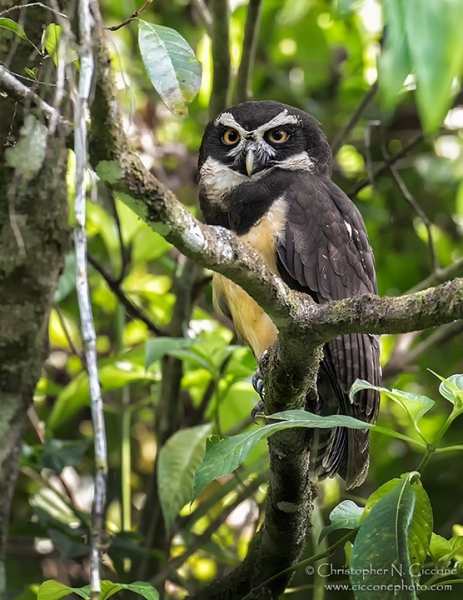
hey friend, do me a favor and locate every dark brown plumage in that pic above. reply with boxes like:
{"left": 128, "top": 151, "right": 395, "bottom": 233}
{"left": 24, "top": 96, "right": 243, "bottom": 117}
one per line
{"left": 198, "top": 100, "right": 380, "bottom": 488}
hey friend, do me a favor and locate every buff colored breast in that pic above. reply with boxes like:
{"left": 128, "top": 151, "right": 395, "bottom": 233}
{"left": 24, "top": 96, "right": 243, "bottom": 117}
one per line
{"left": 213, "top": 198, "right": 287, "bottom": 358}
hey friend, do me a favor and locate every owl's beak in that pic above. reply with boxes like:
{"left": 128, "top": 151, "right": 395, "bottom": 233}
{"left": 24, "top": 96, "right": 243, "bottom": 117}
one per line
{"left": 245, "top": 149, "right": 255, "bottom": 177}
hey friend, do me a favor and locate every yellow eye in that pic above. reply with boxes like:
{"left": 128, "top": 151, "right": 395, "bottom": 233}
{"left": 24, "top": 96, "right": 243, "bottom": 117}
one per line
{"left": 222, "top": 128, "right": 240, "bottom": 145}
{"left": 266, "top": 128, "right": 289, "bottom": 143}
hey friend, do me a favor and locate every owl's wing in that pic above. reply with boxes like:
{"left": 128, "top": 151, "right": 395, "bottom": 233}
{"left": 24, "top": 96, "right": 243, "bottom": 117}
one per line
{"left": 276, "top": 173, "right": 380, "bottom": 488}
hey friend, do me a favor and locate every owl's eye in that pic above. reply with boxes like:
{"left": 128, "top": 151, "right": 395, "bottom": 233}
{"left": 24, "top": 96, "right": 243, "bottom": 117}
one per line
{"left": 266, "top": 128, "right": 289, "bottom": 143}
{"left": 222, "top": 128, "right": 241, "bottom": 145}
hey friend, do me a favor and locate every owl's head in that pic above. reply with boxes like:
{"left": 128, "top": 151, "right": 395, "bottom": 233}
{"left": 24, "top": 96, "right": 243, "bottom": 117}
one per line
{"left": 198, "top": 101, "right": 333, "bottom": 189}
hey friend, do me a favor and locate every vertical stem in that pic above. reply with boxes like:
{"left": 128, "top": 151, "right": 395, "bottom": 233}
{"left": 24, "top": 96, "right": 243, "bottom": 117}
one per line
{"left": 208, "top": 0, "right": 231, "bottom": 117}
{"left": 235, "top": 0, "right": 263, "bottom": 103}
{"left": 75, "top": 1, "right": 107, "bottom": 597}
{"left": 116, "top": 304, "right": 132, "bottom": 535}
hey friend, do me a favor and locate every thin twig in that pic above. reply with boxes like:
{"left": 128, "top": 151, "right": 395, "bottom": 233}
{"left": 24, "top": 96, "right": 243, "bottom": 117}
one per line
{"left": 0, "top": 65, "right": 70, "bottom": 132}
{"left": 74, "top": 1, "right": 107, "bottom": 597}
{"left": 208, "top": 0, "right": 231, "bottom": 117}
{"left": 331, "top": 82, "right": 378, "bottom": 155}
{"left": 235, "top": 0, "right": 263, "bottom": 103}
{"left": 87, "top": 252, "right": 165, "bottom": 336}
{"left": 0, "top": 2, "right": 68, "bottom": 19}
{"left": 379, "top": 129, "right": 440, "bottom": 273}
{"left": 406, "top": 256, "right": 463, "bottom": 294}
{"left": 192, "top": 0, "right": 213, "bottom": 36}
{"left": 103, "top": 0, "right": 152, "bottom": 32}
{"left": 348, "top": 129, "right": 427, "bottom": 198}
{"left": 54, "top": 304, "right": 87, "bottom": 367}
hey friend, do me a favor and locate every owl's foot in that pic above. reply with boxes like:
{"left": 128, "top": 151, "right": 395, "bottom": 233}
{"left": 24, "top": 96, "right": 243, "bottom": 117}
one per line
{"left": 251, "top": 350, "right": 269, "bottom": 422}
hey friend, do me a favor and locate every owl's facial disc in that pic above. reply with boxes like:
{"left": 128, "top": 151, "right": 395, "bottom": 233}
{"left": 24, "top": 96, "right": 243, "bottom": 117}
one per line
{"left": 215, "top": 110, "right": 299, "bottom": 177}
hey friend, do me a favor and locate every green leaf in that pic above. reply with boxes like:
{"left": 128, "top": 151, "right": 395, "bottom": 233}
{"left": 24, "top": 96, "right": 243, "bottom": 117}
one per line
{"left": 24, "top": 66, "right": 38, "bottom": 79}
{"left": 48, "top": 360, "right": 157, "bottom": 431}
{"left": 47, "top": 528, "right": 88, "bottom": 559}
{"left": 37, "top": 581, "right": 159, "bottom": 600}
{"left": 402, "top": 0, "right": 463, "bottom": 132}
{"left": 407, "top": 482, "right": 433, "bottom": 576}
{"left": 121, "top": 581, "right": 159, "bottom": 600}
{"left": 319, "top": 500, "right": 363, "bottom": 544}
{"left": 145, "top": 337, "right": 196, "bottom": 368}
{"left": 5, "top": 115, "right": 48, "bottom": 182}
{"left": 350, "top": 379, "right": 434, "bottom": 436}
{"left": 194, "top": 410, "right": 375, "bottom": 496}
{"left": 350, "top": 477, "right": 416, "bottom": 599}
{"left": 138, "top": 20, "right": 202, "bottom": 116}
{"left": 0, "top": 18, "right": 32, "bottom": 44}
{"left": 158, "top": 424, "right": 212, "bottom": 532}
{"left": 429, "top": 533, "right": 452, "bottom": 568}
{"left": 37, "top": 580, "right": 89, "bottom": 600}
{"left": 43, "top": 24, "right": 78, "bottom": 66}
{"left": 378, "top": 0, "right": 410, "bottom": 109}
{"left": 40, "top": 438, "right": 90, "bottom": 473}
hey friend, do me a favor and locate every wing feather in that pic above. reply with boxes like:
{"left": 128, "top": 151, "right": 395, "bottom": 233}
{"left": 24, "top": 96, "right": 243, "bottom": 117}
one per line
{"left": 277, "top": 173, "right": 380, "bottom": 487}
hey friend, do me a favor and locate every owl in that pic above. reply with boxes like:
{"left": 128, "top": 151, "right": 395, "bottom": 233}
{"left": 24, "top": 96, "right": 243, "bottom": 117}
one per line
{"left": 198, "top": 101, "right": 380, "bottom": 488}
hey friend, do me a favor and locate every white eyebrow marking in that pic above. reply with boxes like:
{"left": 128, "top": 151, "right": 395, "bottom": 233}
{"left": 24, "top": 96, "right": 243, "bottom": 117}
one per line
{"left": 214, "top": 113, "right": 249, "bottom": 137}
{"left": 254, "top": 110, "right": 300, "bottom": 136}
{"left": 214, "top": 110, "right": 300, "bottom": 139}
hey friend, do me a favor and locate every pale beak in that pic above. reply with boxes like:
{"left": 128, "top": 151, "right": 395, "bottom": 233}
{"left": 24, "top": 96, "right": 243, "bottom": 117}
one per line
{"left": 245, "top": 149, "right": 255, "bottom": 177}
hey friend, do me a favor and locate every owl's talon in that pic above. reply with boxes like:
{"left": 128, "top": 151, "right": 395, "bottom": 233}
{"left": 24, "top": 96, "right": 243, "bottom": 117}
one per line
{"left": 251, "top": 399, "right": 265, "bottom": 423}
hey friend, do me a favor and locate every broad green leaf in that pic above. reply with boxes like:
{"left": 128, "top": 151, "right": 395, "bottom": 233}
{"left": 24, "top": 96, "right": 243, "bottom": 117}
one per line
{"left": 120, "top": 582, "right": 159, "bottom": 600}
{"left": 407, "top": 482, "right": 433, "bottom": 575}
{"left": 378, "top": 0, "right": 410, "bottom": 109}
{"left": 37, "top": 580, "right": 89, "bottom": 600}
{"left": 350, "top": 477, "right": 416, "bottom": 599}
{"left": 40, "top": 438, "right": 90, "bottom": 473}
{"left": 158, "top": 424, "right": 212, "bottom": 532}
{"left": 48, "top": 361, "right": 157, "bottom": 431}
{"left": 0, "top": 18, "right": 31, "bottom": 44}
{"left": 361, "top": 474, "right": 432, "bottom": 577}
{"left": 5, "top": 115, "right": 47, "bottom": 181}
{"left": 403, "top": 0, "right": 463, "bottom": 132}
{"left": 138, "top": 20, "right": 202, "bottom": 116}
{"left": 37, "top": 580, "right": 158, "bottom": 600}
{"left": 319, "top": 500, "right": 363, "bottom": 544}
{"left": 43, "top": 24, "right": 78, "bottom": 66}
{"left": 429, "top": 533, "right": 452, "bottom": 568}
{"left": 350, "top": 379, "right": 434, "bottom": 436}
{"left": 145, "top": 337, "right": 196, "bottom": 368}
{"left": 194, "top": 410, "right": 377, "bottom": 496}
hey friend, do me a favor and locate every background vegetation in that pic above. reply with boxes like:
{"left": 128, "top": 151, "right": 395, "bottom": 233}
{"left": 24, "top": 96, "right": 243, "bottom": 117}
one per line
{"left": 2, "top": 0, "right": 463, "bottom": 598}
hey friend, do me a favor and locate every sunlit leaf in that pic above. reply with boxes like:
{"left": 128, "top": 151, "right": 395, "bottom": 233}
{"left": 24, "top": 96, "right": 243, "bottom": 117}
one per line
{"left": 145, "top": 336, "right": 196, "bottom": 368}
{"left": 351, "top": 476, "right": 416, "bottom": 599}
{"left": 350, "top": 379, "right": 434, "bottom": 436}
{"left": 158, "top": 424, "right": 212, "bottom": 532}
{"left": 138, "top": 20, "right": 202, "bottom": 116}
{"left": 0, "top": 18, "right": 31, "bottom": 44}
{"left": 319, "top": 500, "right": 363, "bottom": 544}
{"left": 402, "top": 0, "right": 463, "bottom": 132}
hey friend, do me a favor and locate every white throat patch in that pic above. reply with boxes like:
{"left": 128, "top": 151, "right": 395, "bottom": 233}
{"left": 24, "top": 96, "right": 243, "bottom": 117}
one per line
{"left": 199, "top": 157, "right": 270, "bottom": 201}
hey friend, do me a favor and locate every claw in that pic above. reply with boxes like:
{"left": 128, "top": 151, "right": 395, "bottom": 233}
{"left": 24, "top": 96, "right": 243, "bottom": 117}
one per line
{"left": 251, "top": 350, "right": 269, "bottom": 422}
{"left": 251, "top": 399, "right": 265, "bottom": 423}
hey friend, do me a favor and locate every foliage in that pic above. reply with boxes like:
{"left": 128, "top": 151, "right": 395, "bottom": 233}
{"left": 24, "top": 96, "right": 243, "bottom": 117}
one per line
{"left": 3, "top": 0, "right": 463, "bottom": 599}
